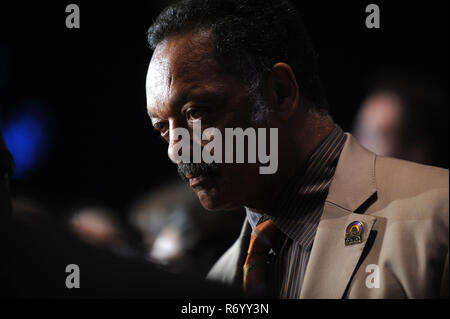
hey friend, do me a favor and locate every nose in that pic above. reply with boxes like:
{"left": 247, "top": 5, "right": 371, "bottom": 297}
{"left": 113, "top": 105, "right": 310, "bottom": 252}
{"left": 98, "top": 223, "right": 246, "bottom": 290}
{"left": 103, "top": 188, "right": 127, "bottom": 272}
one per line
{"left": 167, "top": 120, "right": 190, "bottom": 164}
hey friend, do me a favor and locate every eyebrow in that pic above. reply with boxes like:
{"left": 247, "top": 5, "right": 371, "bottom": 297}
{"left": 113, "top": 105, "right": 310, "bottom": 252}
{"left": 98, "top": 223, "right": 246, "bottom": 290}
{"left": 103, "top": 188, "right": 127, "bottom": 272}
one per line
{"left": 148, "top": 88, "right": 227, "bottom": 122}
{"left": 147, "top": 91, "right": 189, "bottom": 122}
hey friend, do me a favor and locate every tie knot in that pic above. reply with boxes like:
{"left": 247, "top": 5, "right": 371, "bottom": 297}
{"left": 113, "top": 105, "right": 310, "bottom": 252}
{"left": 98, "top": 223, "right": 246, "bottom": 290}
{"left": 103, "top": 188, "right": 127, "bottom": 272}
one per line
{"left": 247, "top": 220, "right": 279, "bottom": 255}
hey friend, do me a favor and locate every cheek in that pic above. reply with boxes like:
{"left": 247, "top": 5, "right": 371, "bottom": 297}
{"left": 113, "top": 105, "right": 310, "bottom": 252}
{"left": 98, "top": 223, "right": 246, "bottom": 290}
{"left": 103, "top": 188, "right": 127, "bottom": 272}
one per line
{"left": 221, "top": 163, "right": 261, "bottom": 189}
{"left": 217, "top": 92, "right": 254, "bottom": 127}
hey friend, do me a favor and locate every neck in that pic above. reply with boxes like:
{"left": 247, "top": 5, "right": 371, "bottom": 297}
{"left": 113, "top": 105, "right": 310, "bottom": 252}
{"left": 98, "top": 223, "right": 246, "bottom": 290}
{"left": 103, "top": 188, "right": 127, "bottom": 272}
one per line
{"left": 246, "top": 110, "right": 335, "bottom": 215}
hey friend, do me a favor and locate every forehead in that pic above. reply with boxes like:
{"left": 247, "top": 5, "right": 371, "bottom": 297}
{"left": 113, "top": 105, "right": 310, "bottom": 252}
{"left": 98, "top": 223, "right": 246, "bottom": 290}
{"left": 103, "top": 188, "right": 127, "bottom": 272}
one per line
{"left": 145, "top": 30, "right": 234, "bottom": 117}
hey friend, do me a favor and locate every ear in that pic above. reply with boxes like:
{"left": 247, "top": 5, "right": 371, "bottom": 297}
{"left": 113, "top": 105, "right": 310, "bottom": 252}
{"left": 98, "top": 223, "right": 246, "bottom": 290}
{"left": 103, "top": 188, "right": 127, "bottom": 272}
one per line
{"left": 268, "top": 62, "right": 300, "bottom": 121}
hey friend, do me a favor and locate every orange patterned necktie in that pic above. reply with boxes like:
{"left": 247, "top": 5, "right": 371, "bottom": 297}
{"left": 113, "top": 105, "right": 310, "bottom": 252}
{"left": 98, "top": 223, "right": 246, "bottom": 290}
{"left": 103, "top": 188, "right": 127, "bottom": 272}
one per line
{"left": 243, "top": 219, "right": 279, "bottom": 296}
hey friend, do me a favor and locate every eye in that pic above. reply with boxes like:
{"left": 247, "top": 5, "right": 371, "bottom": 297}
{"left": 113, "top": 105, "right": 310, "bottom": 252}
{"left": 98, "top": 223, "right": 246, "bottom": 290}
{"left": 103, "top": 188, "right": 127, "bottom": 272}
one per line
{"left": 154, "top": 122, "right": 168, "bottom": 135}
{"left": 185, "top": 108, "right": 204, "bottom": 121}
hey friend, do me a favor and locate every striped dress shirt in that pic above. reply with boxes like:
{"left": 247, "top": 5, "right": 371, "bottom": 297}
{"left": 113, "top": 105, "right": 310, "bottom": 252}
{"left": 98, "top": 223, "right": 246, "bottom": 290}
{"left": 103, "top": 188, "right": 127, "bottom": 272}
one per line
{"left": 246, "top": 125, "right": 346, "bottom": 298}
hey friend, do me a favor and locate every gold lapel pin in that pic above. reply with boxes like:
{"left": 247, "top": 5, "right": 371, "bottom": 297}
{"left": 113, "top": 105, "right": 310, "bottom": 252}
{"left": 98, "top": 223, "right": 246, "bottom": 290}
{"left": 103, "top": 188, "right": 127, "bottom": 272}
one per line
{"left": 345, "top": 221, "right": 364, "bottom": 246}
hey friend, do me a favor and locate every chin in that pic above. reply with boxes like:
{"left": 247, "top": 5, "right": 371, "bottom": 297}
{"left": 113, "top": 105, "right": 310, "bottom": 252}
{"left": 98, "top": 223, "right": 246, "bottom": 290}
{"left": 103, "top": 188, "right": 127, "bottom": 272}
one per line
{"left": 195, "top": 188, "right": 242, "bottom": 211}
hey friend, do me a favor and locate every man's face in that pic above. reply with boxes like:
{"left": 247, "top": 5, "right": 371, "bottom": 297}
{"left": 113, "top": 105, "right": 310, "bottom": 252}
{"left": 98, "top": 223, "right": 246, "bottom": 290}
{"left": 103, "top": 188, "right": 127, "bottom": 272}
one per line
{"left": 146, "top": 30, "right": 266, "bottom": 211}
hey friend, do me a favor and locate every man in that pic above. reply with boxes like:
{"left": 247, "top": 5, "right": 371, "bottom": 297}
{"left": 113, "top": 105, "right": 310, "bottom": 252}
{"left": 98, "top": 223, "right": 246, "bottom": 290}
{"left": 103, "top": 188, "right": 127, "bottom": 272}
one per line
{"left": 145, "top": 0, "right": 448, "bottom": 298}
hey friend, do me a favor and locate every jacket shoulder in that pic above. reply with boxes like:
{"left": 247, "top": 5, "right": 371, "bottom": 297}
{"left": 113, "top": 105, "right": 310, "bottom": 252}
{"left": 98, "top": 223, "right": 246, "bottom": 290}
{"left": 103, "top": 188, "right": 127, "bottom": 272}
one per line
{"left": 371, "top": 156, "right": 448, "bottom": 230}
{"left": 375, "top": 156, "right": 448, "bottom": 202}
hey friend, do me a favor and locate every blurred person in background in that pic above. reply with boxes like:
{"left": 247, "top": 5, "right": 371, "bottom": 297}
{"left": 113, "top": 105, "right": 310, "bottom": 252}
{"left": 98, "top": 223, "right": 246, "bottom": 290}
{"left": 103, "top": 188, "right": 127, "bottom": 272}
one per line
{"left": 129, "top": 180, "right": 244, "bottom": 276}
{"left": 63, "top": 204, "right": 146, "bottom": 259}
{"left": 353, "top": 73, "right": 448, "bottom": 168}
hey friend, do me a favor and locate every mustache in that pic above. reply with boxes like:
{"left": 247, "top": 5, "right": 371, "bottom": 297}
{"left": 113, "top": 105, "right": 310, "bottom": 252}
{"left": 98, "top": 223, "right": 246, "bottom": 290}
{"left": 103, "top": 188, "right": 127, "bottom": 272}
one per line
{"left": 177, "top": 162, "right": 220, "bottom": 182}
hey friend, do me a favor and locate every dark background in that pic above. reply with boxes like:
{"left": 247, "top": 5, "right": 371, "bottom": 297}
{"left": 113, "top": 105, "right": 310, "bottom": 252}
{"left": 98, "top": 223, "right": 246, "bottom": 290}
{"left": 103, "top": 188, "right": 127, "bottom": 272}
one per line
{"left": 0, "top": 0, "right": 448, "bottom": 216}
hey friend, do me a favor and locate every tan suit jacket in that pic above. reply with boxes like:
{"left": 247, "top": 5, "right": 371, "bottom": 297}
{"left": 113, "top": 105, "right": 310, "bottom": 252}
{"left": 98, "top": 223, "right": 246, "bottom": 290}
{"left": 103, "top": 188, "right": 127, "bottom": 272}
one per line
{"left": 207, "top": 134, "right": 449, "bottom": 298}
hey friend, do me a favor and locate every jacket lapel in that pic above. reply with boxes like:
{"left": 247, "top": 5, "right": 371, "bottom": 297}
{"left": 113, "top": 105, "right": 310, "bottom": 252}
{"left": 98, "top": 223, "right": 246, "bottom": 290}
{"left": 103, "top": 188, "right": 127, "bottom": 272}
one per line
{"left": 300, "top": 134, "right": 378, "bottom": 298}
{"left": 300, "top": 203, "right": 376, "bottom": 298}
